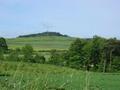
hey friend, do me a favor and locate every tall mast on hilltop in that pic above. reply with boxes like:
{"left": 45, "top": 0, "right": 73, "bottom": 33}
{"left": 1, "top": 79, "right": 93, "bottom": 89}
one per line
{"left": 42, "top": 23, "right": 54, "bottom": 32}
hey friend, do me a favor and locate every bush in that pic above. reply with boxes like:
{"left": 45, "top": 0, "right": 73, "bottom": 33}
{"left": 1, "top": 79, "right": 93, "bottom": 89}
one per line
{"left": 48, "top": 49, "right": 61, "bottom": 65}
{"left": 0, "top": 50, "right": 4, "bottom": 60}
{"left": 22, "top": 44, "right": 34, "bottom": 62}
{"left": 112, "top": 56, "right": 120, "bottom": 71}
{"left": 0, "top": 37, "right": 8, "bottom": 51}
{"left": 6, "top": 52, "right": 20, "bottom": 61}
{"left": 33, "top": 54, "right": 45, "bottom": 63}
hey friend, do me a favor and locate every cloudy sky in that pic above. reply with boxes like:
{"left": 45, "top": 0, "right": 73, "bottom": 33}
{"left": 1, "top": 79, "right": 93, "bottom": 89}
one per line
{"left": 0, "top": 0, "right": 120, "bottom": 38}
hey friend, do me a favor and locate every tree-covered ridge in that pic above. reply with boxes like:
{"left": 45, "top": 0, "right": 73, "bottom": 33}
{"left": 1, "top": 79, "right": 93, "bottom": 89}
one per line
{"left": 18, "top": 32, "right": 69, "bottom": 38}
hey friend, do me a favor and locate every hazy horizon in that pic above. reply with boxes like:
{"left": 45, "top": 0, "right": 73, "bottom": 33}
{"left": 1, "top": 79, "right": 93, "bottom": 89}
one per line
{"left": 0, "top": 0, "right": 120, "bottom": 38}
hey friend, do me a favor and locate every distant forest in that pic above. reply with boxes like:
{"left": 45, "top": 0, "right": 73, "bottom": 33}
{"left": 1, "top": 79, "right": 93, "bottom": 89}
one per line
{"left": 18, "top": 32, "right": 69, "bottom": 38}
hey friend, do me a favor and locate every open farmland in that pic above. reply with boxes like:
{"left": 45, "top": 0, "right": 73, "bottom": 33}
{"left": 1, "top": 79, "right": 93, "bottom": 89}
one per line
{"left": 6, "top": 36, "right": 75, "bottom": 51}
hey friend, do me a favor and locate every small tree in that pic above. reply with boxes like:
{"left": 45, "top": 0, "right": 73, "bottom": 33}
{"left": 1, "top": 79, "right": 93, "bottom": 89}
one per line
{"left": 22, "top": 44, "right": 34, "bottom": 62}
{"left": 103, "top": 38, "right": 120, "bottom": 72}
{"left": 0, "top": 49, "right": 4, "bottom": 60}
{"left": 34, "top": 54, "right": 45, "bottom": 63}
{"left": 59, "top": 51, "right": 70, "bottom": 66}
{"left": 82, "top": 40, "right": 93, "bottom": 70}
{"left": 89, "top": 36, "right": 104, "bottom": 70}
{"left": 69, "top": 38, "right": 85, "bottom": 55}
{"left": 6, "top": 51, "right": 20, "bottom": 61}
{"left": 48, "top": 49, "right": 61, "bottom": 65}
{"left": 68, "top": 38, "right": 86, "bottom": 69}
{"left": 112, "top": 56, "right": 120, "bottom": 71}
{"left": 0, "top": 37, "right": 8, "bottom": 51}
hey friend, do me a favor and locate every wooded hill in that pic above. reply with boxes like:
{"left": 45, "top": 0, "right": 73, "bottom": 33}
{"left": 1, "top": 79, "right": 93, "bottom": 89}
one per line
{"left": 18, "top": 32, "right": 69, "bottom": 38}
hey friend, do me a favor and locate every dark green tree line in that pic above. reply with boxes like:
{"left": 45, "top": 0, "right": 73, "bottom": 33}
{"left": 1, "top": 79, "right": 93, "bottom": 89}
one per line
{"left": 50, "top": 36, "right": 120, "bottom": 72}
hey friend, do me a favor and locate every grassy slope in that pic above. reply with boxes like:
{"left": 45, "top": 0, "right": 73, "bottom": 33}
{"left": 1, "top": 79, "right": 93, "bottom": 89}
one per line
{"left": 5, "top": 36, "right": 120, "bottom": 90}
{"left": 0, "top": 61, "right": 120, "bottom": 90}
{"left": 6, "top": 36, "right": 75, "bottom": 51}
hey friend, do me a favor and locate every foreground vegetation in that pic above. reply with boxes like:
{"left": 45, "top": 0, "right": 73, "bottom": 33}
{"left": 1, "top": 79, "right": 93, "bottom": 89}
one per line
{"left": 0, "top": 35, "right": 120, "bottom": 90}
{"left": 0, "top": 61, "right": 120, "bottom": 90}
{"left": 1, "top": 35, "right": 120, "bottom": 72}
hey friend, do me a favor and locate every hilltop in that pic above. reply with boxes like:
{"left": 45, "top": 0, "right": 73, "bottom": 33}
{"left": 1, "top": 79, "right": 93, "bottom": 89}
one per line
{"left": 6, "top": 32, "right": 92, "bottom": 51}
{"left": 18, "top": 32, "right": 69, "bottom": 38}
{"left": 6, "top": 36, "right": 75, "bottom": 51}
{"left": 6, "top": 32, "right": 74, "bottom": 50}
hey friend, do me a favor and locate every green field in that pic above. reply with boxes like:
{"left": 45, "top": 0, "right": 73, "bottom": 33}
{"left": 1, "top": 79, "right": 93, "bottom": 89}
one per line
{"left": 6, "top": 36, "right": 75, "bottom": 51}
{"left": 0, "top": 61, "right": 120, "bottom": 90}
{"left": 4, "top": 36, "right": 120, "bottom": 90}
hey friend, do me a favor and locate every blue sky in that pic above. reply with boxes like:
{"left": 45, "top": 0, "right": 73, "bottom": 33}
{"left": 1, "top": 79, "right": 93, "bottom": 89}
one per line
{"left": 0, "top": 0, "right": 120, "bottom": 38}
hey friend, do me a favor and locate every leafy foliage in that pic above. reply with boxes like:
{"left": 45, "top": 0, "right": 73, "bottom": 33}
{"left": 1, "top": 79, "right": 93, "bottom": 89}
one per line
{"left": 1, "top": 36, "right": 120, "bottom": 72}
{"left": 6, "top": 51, "right": 20, "bottom": 61}
{"left": 53, "top": 36, "right": 120, "bottom": 72}
{"left": 48, "top": 49, "right": 61, "bottom": 65}
{"left": 33, "top": 54, "right": 45, "bottom": 63}
{"left": 0, "top": 37, "right": 8, "bottom": 51}
{"left": 22, "top": 44, "right": 34, "bottom": 62}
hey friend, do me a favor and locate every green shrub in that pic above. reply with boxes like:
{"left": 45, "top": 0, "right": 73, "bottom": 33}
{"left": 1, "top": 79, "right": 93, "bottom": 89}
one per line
{"left": 0, "top": 37, "right": 8, "bottom": 51}
{"left": 33, "top": 54, "right": 45, "bottom": 63}
{"left": 0, "top": 50, "right": 4, "bottom": 60}
{"left": 22, "top": 44, "right": 34, "bottom": 62}
{"left": 112, "top": 56, "right": 120, "bottom": 71}
{"left": 48, "top": 49, "right": 61, "bottom": 65}
{"left": 6, "top": 51, "right": 20, "bottom": 61}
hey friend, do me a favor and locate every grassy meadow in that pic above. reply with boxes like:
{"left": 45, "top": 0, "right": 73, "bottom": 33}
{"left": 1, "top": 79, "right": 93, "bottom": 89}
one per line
{"left": 0, "top": 61, "right": 120, "bottom": 90}
{"left": 0, "top": 36, "right": 119, "bottom": 90}
{"left": 6, "top": 36, "right": 75, "bottom": 50}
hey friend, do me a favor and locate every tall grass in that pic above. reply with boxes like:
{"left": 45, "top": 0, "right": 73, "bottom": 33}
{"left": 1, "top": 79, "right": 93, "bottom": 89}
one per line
{"left": 0, "top": 61, "right": 120, "bottom": 90}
